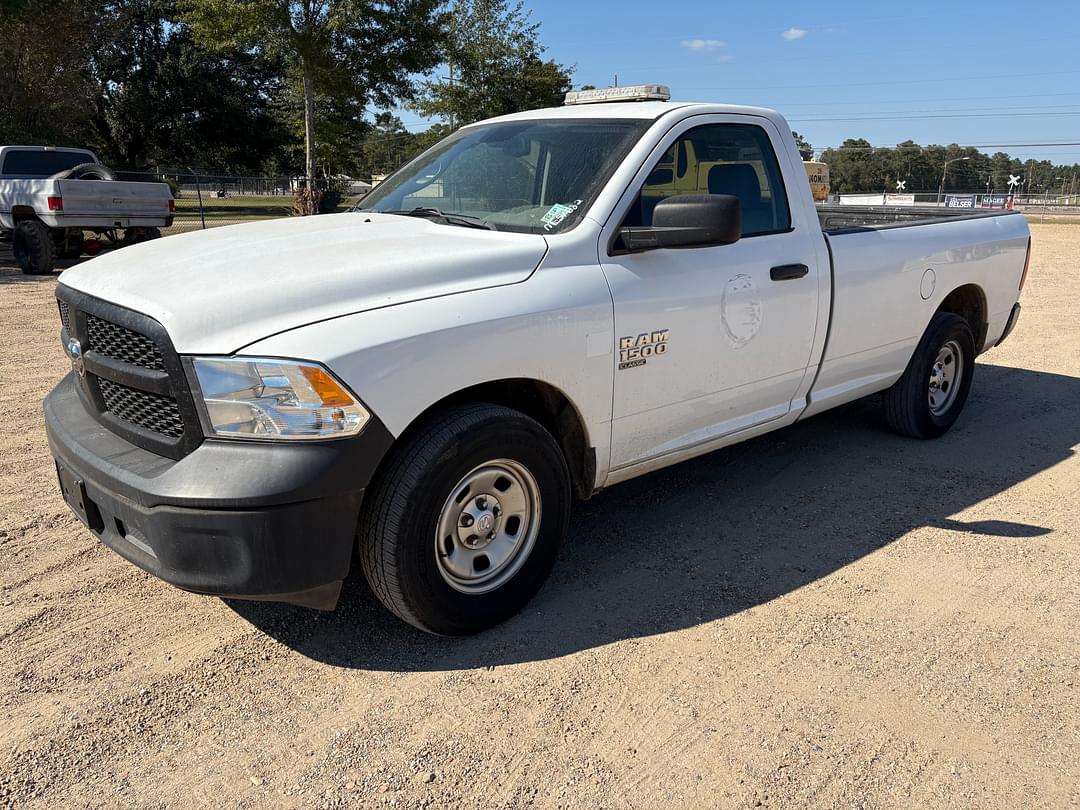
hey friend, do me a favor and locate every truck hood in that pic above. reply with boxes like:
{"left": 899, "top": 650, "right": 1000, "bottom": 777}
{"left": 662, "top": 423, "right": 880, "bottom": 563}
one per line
{"left": 58, "top": 213, "right": 549, "bottom": 353}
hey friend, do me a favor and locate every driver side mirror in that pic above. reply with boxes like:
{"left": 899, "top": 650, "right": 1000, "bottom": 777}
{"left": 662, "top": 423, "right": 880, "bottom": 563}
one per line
{"left": 619, "top": 194, "right": 741, "bottom": 252}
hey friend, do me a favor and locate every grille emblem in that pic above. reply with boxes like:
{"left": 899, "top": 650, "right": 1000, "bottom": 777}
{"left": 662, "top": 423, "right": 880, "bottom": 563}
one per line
{"left": 67, "top": 338, "right": 85, "bottom": 377}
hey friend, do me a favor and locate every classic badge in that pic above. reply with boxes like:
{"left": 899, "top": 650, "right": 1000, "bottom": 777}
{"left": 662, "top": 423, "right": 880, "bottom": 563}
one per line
{"left": 618, "top": 329, "right": 669, "bottom": 370}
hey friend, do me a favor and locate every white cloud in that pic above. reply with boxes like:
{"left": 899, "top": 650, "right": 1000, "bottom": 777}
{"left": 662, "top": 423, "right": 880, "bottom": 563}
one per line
{"left": 682, "top": 39, "right": 726, "bottom": 51}
{"left": 781, "top": 27, "right": 807, "bottom": 41}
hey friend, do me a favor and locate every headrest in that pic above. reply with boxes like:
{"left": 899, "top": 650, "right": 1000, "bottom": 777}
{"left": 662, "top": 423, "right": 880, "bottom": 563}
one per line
{"left": 707, "top": 164, "right": 761, "bottom": 204}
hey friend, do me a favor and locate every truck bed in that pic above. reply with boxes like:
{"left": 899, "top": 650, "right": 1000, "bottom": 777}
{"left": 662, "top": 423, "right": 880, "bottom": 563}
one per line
{"left": 801, "top": 206, "right": 1030, "bottom": 421}
{"left": 818, "top": 205, "right": 1021, "bottom": 234}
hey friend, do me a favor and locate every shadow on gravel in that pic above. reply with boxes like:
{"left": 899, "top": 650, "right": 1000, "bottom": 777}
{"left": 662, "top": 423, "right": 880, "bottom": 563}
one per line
{"left": 0, "top": 267, "right": 61, "bottom": 284}
{"left": 228, "top": 363, "right": 1079, "bottom": 671}
{"left": 0, "top": 244, "right": 91, "bottom": 282}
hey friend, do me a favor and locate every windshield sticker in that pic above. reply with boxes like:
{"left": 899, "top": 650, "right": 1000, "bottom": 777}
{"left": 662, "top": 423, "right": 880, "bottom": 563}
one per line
{"left": 541, "top": 200, "right": 582, "bottom": 231}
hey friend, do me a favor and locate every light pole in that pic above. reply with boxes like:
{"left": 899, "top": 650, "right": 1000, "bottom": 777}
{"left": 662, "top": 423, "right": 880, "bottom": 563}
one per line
{"left": 937, "top": 156, "right": 970, "bottom": 205}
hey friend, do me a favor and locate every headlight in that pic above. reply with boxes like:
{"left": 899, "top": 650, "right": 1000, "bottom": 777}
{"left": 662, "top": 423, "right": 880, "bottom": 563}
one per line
{"left": 189, "top": 357, "right": 369, "bottom": 440}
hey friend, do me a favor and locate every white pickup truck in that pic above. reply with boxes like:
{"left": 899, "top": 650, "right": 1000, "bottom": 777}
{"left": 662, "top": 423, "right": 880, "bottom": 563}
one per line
{"left": 44, "top": 85, "right": 1029, "bottom": 635}
{"left": 0, "top": 145, "right": 174, "bottom": 274}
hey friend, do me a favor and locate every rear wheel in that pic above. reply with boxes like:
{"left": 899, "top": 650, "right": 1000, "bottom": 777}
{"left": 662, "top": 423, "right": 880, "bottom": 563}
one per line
{"left": 883, "top": 312, "right": 975, "bottom": 438}
{"left": 12, "top": 220, "right": 55, "bottom": 275}
{"left": 358, "top": 404, "right": 571, "bottom": 635}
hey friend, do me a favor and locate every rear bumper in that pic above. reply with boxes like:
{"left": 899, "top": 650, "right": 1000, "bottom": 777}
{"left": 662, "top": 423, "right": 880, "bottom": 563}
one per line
{"left": 44, "top": 374, "right": 393, "bottom": 609}
{"left": 996, "top": 302, "right": 1022, "bottom": 347}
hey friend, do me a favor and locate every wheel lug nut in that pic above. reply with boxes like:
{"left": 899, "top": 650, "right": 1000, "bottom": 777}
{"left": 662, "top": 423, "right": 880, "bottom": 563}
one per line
{"left": 487, "top": 532, "right": 495, "bottom": 540}
{"left": 492, "top": 506, "right": 501, "bottom": 517}
{"left": 476, "top": 496, "right": 487, "bottom": 509}
{"left": 460, "top": 514, "right": 474, "bottom": 527}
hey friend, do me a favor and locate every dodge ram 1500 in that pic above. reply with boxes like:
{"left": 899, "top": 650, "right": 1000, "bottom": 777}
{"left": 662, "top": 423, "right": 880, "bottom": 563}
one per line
{"left": 44, "top": 85, "right": 1029, "bottom": 634}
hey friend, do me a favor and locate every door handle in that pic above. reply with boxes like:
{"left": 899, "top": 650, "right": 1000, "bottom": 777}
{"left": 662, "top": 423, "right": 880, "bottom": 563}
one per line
{"left": 770, "top": 263, "right": 809, "bottom": 281}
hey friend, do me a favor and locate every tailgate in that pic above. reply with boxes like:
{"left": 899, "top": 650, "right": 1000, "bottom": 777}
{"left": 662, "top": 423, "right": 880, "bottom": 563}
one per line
{"left": 57, "top": 179, "right": 171, "bottom": 219}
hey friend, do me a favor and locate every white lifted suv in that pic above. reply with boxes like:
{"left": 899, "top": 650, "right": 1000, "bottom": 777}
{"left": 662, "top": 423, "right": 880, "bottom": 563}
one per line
{"left": 45, "top": 85, "right": 1029, "bottom": 634}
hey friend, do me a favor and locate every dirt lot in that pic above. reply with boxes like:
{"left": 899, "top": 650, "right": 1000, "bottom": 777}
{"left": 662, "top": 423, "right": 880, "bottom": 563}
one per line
{"left": 0, "top": 225, "right": 1077, "bottom": 809}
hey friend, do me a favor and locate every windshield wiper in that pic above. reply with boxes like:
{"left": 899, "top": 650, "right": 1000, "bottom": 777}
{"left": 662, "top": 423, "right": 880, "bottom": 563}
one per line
{"left": 381, "top": 207, "right": 498, "bottom": 231}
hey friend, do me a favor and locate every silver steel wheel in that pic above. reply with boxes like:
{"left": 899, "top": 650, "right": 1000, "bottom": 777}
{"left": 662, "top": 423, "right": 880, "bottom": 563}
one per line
{"left": 928, "top": 339, "right": 963, "bottom": 416}
{"left": 434, "top": 459, "right": 542, "bottom": 595}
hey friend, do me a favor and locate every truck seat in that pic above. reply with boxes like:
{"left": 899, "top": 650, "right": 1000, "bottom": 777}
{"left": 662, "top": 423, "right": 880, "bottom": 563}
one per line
{"left": 707, "top": 164, "right": 773, "bottom": 234}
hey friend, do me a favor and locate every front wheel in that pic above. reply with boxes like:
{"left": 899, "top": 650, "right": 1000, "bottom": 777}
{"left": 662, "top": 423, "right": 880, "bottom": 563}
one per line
{"left": 883, "top": 312, "right": 975, "bottom": 438}
{"left": 358, "top": 404, "right": 570, "bottom": 635}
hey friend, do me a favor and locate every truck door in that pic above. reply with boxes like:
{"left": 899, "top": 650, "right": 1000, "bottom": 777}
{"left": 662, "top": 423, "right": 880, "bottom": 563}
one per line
{"left": 600, "top": 117, "right": 824, "bottom": 472}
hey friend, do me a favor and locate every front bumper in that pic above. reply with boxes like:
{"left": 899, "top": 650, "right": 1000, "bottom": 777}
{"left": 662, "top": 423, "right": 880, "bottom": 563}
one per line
{"left": 44, "top": 374, "right": 393, "bottom": 609}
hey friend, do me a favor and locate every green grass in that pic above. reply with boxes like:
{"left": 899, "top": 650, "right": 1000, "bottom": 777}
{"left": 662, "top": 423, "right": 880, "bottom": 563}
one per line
{"left": 174, "top": 195, "right": 290, "bottom": 211}
{"left": 174, "top": 194, "right": 363, "bottom": 211}
{"left": 163, "top": 198, "right": 363, "bottom": 236}
{"left": 1023, "top": 214, "right": 1080, "bottom": 225}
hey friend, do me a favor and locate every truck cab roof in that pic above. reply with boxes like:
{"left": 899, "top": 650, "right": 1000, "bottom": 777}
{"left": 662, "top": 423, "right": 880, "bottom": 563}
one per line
{"left": 468, "top": 101, "right": 787, "bottom": 129}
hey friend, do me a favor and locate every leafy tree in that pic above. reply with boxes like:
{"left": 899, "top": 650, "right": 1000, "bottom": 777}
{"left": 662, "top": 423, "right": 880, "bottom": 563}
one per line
{"left": 0, "top": 0, "right": 101, "bottom": 144}
{"left": 354, "top": 112, "right": 413, "bottom": 178}
{"left": 179, "top": 0, "right": 444, "bottom": 193}
{"left": 88, "top": 1, "right": 288, "bottom": 172}
{"left": 410, "top": 122, "right": 453, "bottom": 155}
{"left": 414, "top": 0, "right": 572, "bottom": 128}
{"left": 792, "top": 131, "right": 813, "bottom": 161}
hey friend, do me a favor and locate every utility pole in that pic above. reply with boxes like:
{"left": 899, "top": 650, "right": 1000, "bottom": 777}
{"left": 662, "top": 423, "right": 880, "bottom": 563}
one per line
{"left": 937, "top": 156, "right": 969, "bottom": 205}
{"left": 446, "top": 61, "right": 455, "bottom": 130}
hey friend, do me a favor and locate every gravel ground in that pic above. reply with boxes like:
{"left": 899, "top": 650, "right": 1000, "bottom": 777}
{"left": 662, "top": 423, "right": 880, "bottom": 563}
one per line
{"left": 0, "top": 224, "right": 1077, "bottom": 809}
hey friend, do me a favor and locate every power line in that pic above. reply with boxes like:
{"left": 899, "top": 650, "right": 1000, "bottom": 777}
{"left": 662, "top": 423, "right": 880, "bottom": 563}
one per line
{"left": 791, "top": 111, "right": 1080, "bottom": 123}
{"left": 764, "top": 91, "right": 1080, "bottom": 108}
{"left": 674, "top": 67, "right": 1080, "bottom": 93}
{"left": 815, "top": 141, "right": 1080, "bottom": 151}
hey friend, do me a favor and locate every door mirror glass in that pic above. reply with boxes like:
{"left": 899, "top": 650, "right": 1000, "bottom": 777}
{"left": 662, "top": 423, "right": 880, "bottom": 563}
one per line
{"left": 619, "top": 194, "right": 741, "bottom": 251}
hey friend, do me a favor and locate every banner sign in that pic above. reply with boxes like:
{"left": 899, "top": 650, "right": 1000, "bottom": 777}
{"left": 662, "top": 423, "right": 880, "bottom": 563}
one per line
{"left": 885, "top": 193, "right": 916, "bottom": 206}
{"left": 838, "top": 193, "right": 884, "bottom": 206}
{"left": 945, "top": 194, "right": 978, "bottom": 209}
{"left": 978, "top": 195, "right": 1009, "bottom": 209}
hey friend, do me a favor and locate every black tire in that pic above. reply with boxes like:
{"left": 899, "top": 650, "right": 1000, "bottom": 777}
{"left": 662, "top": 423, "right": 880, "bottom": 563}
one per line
{"left": 12, "top": 220, "right": 56, "bottom": 275}
{"left": 359, "top": 404, "right": 571, "bottom": 635}
{"left": 49, "top": 162, "right": 115, "bottom": 181}
{"left": 883, "top": 312, "right": 975, "bottom": 439}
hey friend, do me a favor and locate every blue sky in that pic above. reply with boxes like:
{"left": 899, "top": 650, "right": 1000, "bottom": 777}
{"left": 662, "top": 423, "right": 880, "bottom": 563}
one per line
{"left": 400, "top": 0, "right": 1080, "bottom": 165}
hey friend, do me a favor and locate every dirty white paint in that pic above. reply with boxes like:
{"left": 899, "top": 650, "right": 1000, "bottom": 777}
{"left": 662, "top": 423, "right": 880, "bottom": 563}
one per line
{"left": 721, "top": 274, "right": 763, "bottom": 347}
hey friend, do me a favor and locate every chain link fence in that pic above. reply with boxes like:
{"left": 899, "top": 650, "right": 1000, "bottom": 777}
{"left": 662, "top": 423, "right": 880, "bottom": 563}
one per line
{"left": 97, "top": 169, "right": 1080, "bottom": 239}
{"left": 116, "top": 171, "right": 368, "bottom": 234}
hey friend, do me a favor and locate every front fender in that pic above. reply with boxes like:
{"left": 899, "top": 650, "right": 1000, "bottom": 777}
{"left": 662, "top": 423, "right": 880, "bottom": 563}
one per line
{"left": 240, "top": 262, "right": 617, "bottom": 484}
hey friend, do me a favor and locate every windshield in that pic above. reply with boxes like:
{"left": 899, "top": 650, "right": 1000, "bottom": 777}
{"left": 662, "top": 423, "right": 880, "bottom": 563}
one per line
{"left": 358, "top": 119, "right": 650, "bottom": 234}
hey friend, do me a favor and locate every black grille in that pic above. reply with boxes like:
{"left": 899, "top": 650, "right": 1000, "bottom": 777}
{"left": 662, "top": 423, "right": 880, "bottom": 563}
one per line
{"left": 86, "top": 314, "right": 165, "bottom": 371}
{"left": 99, "top": 378, "right": 185, "bottom": 439}
{"left": 56, "top": 286, "right": 202, "bottom": 459}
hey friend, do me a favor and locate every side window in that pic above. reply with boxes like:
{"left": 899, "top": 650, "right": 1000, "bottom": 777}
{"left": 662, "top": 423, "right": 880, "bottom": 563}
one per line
{"left": 634, "top": 123, "right": 791, "bottom": 237}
